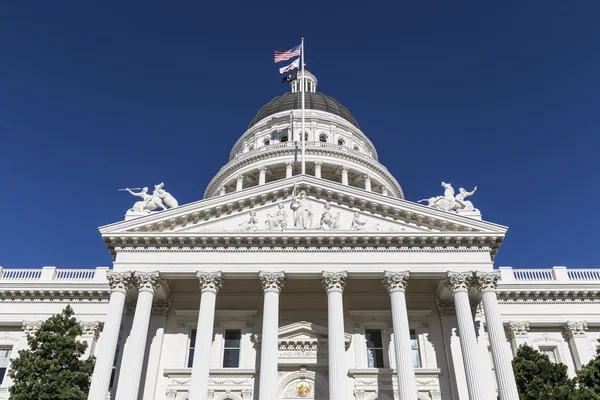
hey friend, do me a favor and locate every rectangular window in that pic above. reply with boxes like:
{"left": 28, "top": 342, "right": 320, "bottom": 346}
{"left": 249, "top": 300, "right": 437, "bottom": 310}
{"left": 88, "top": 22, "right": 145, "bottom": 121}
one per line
{"left": 0, "top": 347, "right": 12, "bottom": 384}
{"left": 539, "top": 346, "right": 558, "bottom": 363}
{"left": 365, "top": 329, "right": 384, "bottom": 368}
{"left": 410, "top": 330, "right": 420, "bottom": 368}
{"left": 223, "top": 330, "right": 241, "bottom": 368}
{"left": 108, "top": 346, "right": 119, "bottom": 390}
{"left": 187, "top": 329, "right": 197, "bottom": 368}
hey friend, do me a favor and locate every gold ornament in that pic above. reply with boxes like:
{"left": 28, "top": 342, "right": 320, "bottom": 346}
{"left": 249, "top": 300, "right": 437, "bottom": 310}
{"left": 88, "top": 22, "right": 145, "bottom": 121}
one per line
{"left": 295, "top": 381, "right": 312, "bottom": 397}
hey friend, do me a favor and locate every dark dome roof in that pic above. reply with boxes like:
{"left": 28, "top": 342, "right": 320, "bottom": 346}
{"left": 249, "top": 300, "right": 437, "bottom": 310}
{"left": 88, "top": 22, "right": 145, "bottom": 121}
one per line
{"left": 248, "top": 92, "right": 359, "bottom": 129}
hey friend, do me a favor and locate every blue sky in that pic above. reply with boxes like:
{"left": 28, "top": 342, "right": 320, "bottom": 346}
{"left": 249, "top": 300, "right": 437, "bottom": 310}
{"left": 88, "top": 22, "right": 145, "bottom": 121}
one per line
{"left": 0, "top": 1, "right": 598, "bottom": 269}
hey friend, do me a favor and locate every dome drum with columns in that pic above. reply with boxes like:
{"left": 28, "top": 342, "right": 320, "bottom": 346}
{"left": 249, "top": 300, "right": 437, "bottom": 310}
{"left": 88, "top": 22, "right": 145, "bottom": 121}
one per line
{"left": 0, "top": 68, "right": 599, "bottom": 400}
{"left": 204, "top": 72, "right": 403, "bottom": 199}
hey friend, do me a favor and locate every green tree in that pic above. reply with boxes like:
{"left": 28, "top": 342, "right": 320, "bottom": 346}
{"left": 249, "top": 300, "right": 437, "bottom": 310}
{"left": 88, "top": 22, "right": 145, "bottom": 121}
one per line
{"left": 8, "top": 305, "right": 95, "bottom": 400}
{"left": 512, "top": 345, "right": 574, "bottom": 400}
{"left": 576, "top": 340, "right": 600, "bottom": 395}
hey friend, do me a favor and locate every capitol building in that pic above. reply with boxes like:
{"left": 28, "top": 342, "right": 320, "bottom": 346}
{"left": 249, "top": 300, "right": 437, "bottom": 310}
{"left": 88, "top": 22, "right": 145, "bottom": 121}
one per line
{"left": 0, "top": 72, "right": 598, "bottom": 400}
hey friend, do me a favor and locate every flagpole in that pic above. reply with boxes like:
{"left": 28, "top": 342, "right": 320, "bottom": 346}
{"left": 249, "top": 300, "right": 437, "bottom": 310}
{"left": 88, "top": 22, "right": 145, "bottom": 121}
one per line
{"left": 301, "top": 37, "right": 306, "bottom": 175}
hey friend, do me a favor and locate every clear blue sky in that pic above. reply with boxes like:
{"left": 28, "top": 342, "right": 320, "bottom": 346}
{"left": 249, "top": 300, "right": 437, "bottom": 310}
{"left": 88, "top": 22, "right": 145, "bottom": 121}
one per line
{"left": 0, "top": 1, "right": 598, "bottom": 270}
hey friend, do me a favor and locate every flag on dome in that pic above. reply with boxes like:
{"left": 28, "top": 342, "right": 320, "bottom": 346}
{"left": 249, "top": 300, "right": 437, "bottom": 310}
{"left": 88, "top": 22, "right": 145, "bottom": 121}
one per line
{"left": 279, "top": 59, "right": 299, "bottom": 75}
{"left": 282, "top": 71, "right": 298, "bottom": 84}
{"left": 274, "top": 44, "right": 301, "bottom": 63}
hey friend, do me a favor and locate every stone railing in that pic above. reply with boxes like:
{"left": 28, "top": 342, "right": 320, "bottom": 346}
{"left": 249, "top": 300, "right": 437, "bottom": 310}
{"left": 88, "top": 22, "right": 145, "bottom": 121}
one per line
{"left": 0, "top": 266, "right": 109, "bottom": 283}
{"left": 499, "top": 266, "right": 600, "bottom": 283}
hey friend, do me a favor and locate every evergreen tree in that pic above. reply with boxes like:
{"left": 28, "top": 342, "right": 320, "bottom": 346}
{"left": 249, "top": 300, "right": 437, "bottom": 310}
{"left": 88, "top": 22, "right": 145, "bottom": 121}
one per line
{"left": 512, "top": 345, "right": 574, "bottom": 400}
{"left": 576, "top": 340, "right": 600, "bottom": 395}
{"left": 8, "top": 305, "right": 95, "bottom": 400}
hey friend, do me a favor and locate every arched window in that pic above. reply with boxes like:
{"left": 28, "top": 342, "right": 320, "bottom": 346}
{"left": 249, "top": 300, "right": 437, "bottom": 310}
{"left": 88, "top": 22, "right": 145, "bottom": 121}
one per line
{"left": 281, "top": 135, "right": 288, "bottom": 143}
{"left": 319, "top": 134, "right": 327, "bottom": 142}
{"left": 249, "top": 144, "right": 254, "bottom": 151}
{"left": 304, "top": 132, "right": 309, "bottom": 141}
{"left": 264, "top": 138, "right": 270, "bottom": 146}
{"left": 353, "top": 145, "right": 359, "bottom": 151}
{"left": 338, "top": 138, "right": 345, "bottom": 146}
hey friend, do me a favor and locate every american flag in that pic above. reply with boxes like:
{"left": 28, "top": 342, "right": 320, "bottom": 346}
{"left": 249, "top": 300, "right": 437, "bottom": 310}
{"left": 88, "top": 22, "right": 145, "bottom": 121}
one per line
{"left": 274, "top": 44, "right": 301, "bottom": 63}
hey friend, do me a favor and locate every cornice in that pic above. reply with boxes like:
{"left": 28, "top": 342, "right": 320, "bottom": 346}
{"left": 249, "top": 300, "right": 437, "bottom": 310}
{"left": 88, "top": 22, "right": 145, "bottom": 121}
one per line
{"left": 497, "top": 290, "right": 600, "bottom": 304}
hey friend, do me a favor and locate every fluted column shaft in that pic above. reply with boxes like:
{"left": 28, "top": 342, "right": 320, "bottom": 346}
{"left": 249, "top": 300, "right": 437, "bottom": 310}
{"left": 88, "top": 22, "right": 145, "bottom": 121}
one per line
{"left": 322, "top": 272, "right": 348, "bottom": 400}
{"left": 189, "top": 272, "right": 223, "bottom": 400}
{"left": 382, "top": 272, "right": 417, "bottom": 400}
{"left": 475, "top": 272, "right": 519, "bottom": 400}
{"left": 446, "top": 272, "right": 486, "bottom": 400}
{"left": 88, "top": 272, "right": 133, "bottom": 400}
{"left": 258, "top": 273, "right": 285, "bottom": 400}
{"left": 115, "top": 272, "right": 162, "bottom": 400}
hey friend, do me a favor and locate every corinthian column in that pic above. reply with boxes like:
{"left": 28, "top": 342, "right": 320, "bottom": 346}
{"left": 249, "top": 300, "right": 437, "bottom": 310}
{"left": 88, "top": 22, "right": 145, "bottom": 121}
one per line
{"left": 314, "top": 160, "right": 322, "bottom": 179}
{"left": 474, "top": 272, "right": 519, "bottom": 400}
{"left": 382, "top": 272, "right": 417, "bottom": 400}
{"left": 258, "top": 272, "right": 285, "bottom": 400}
{"left": 322, "top": 272, "right": 348, "bottom": 400}
{"left": 88, "top": 272, "right": 133, "bottom": 400}
{"left": 341, "top": 165, "right": 349, "bottom": 185}
{"left": 445, "top": 272, "right": 485, "bottom": 400}
{"left": 189, "top": 272, "right": 224, "bottom": 400}
{"left": 115, "top": 272, "right": 162, "bottom": 400}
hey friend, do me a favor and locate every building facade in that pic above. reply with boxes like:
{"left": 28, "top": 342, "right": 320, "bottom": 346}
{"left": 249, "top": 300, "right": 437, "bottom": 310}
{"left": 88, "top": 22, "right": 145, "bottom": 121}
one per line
{"left": 0, "top": 73, "right": 599, "bottom": 400}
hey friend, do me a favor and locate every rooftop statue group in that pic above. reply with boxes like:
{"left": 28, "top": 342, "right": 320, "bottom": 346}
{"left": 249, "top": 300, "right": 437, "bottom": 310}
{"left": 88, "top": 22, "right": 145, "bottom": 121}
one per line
{"left": 123, "top": 183, "right": 179, "bottom": 213}
{"left": 419, "top": 182, "right": 478, "bottom": 213}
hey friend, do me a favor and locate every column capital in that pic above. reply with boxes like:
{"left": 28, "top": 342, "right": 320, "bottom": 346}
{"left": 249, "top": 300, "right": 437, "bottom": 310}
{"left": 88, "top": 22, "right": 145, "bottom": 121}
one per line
{"left": 133, "top": 271, "right": 162, "bottom": 293}
{"left": 506, "top": 321, "right": 530, "bottom": 340}
{"left": 473, "top": 271, "right": 500, "bottom": 292}
{"left": 80, "top": 321, "right": 102, "bottom": 340}
{"left": 107, "top": 271, "right": 134, "bottom": 293}
{"left": 152, "top": 299, "right": 172, "bottom": 316}
{"left": 436, "top": 299, "right": 455, "bottom": 315}
{"left": 236, "top": 174, "right": 245, "bottom": 182}
{"left": 22, "top": 321, "right": 44, "bottom": 334}
{"left": 285, "top": 160, "right": 295, "bottom": 168}
{"left": 258, "top": 165, "right": 268, "bottom": 173}
{"left": 314, "top": 160, "right": 323, "bottom": 167}
{"left": 382, "top": 271, "right": 409, "bottom": 293}
{"left": 197, "top": 272, "right": 223, "bottom": 293}
{"left": 445, "top": 272, "right": 473, "bottom": 293}
{"left": 340, "top": 164, "right": 349, "bottom": 172}
{"left": 363, "top": 174, "right": 371, "bottom": 182}
{"left": 322, "top": 271, "right": 347, "bottom": 293}
{"left": 564, "top": 321, "right": 588, "bottom": 339}
{"left": 259, "top": 272, "right": 285, "bottom": 293}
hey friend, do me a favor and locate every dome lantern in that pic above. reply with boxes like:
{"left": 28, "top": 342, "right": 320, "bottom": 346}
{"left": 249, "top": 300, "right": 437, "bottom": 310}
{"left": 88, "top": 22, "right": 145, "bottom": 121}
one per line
{"left": 291, "top": 70, "right": 318, "bottom": 93}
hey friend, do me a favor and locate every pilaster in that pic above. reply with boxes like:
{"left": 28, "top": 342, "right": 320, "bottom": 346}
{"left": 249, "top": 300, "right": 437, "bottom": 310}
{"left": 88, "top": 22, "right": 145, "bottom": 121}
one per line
{"left": 564, "top": 321, "right": 593, "bottom": 369}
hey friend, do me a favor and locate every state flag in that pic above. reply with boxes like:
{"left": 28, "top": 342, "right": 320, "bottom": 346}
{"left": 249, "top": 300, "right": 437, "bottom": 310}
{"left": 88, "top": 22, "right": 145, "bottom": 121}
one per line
{"left": 279, "top": 59, "right": 299, "bottom": 75}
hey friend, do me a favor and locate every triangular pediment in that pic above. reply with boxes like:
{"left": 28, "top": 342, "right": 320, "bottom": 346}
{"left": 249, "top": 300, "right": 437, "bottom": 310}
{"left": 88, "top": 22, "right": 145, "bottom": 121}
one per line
{"left": 278, "top": 321, "right": 329, "bottom": 340}
{"left": 100, "top": 176, "right": 507, "bottom": 257}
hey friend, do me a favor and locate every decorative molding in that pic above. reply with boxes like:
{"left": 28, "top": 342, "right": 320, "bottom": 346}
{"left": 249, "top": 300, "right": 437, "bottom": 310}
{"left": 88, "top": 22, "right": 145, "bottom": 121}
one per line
{"left": 382, "top": 271, "right": 409, "bottom": 293}
{"left": 564, "top": 321, "right": 588, "bottom": 339}
{"left": 259, "top": 272, "right": 285, "bottom": 293}
{"left": 197, "top": 272, "right": 223, "bottom": 293}
{"left": 322, "top": 271, "right": 347, "bottom": 293}
{"left": 497, "top": 290, "right": 600, "bottom": 304}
